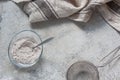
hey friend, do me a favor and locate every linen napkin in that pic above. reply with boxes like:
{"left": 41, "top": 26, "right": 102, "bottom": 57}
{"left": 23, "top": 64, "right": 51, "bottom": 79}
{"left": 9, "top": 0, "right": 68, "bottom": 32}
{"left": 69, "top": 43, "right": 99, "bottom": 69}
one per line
{"left": 12, "top": 0, "right": 111, "bottom": 23}
{"left": 12, "top": 0, "right": 31, "bottom": 3}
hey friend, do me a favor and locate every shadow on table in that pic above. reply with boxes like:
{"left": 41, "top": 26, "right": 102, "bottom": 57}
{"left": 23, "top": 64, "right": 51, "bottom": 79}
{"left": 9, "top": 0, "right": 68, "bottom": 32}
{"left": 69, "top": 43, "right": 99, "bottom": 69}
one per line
{"left": 31, "top": 18, "right": 70, "bottom": 29}
{"left": 31, "top": 11, "right": 106, "bottom": 33}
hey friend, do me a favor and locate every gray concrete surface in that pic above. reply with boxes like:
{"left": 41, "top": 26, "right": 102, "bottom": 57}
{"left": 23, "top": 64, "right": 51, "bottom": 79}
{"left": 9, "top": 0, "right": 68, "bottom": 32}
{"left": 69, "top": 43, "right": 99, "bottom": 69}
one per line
{"left": 0, "top": 1, "right": 120, "bottom": 80}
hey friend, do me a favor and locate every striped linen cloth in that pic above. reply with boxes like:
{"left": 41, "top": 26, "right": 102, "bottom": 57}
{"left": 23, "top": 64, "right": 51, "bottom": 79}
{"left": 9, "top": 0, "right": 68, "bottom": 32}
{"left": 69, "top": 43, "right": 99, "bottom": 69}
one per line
{"left": 12, "top": 0, "right": 111, "bottom": 23}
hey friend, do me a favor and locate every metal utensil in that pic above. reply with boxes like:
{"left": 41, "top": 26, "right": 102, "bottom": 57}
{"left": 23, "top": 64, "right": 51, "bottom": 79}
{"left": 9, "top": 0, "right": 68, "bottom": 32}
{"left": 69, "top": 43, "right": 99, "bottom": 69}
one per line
{"left": 32, "top": 37, "right": 54, "bottom": 50}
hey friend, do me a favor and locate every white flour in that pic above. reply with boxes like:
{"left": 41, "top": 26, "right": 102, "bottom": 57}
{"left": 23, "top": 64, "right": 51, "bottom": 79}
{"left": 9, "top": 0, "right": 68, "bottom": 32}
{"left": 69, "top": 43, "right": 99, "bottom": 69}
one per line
{"left": 11, "top": 37, "right": 41, "bottom": 64}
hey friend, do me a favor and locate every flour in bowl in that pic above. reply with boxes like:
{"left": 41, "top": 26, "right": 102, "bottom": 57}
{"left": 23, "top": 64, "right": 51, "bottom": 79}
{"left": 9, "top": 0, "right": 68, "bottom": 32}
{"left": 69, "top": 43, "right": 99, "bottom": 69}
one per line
{"left": 11, "top": 37, "right": 41, "bottom": 64}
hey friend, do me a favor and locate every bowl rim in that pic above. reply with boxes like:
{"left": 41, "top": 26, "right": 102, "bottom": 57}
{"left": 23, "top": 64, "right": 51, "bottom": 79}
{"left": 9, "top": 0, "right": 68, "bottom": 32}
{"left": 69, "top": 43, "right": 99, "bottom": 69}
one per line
{"left": 8, "top": 30, "right": 43, "bottom": 68}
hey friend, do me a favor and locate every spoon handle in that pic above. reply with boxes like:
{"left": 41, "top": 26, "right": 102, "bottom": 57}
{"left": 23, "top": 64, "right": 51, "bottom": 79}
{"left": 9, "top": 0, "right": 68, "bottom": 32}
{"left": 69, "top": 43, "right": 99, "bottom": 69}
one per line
{"left": 33, "top": 37, "right": 54, "bottom": 49}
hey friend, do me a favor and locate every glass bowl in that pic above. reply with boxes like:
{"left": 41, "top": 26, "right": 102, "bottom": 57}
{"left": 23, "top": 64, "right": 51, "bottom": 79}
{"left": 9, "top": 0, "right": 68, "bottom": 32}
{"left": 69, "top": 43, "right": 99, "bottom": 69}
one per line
{"left": 8, "top": 30, "right": 43, "bottom": 68}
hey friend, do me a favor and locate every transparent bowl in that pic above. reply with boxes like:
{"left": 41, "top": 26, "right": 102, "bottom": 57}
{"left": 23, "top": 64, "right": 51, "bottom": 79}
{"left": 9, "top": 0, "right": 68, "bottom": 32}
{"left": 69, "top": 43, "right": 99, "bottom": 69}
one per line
{"left": 8, "top": 30, "right": 43, "bottom": 68}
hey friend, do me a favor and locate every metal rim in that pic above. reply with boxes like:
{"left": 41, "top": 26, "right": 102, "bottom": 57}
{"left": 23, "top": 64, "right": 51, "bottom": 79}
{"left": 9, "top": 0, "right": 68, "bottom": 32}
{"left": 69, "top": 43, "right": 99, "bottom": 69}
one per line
{"left": 66, "top": 61, "right": 99, "bottom": 80}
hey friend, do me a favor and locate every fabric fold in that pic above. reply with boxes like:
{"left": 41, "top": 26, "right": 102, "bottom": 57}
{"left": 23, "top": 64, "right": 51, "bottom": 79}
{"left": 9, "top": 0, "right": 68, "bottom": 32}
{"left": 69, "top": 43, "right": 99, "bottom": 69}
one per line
{"left": 24, "top": 0, "right": 89, "bottom": 22}
{"left": 98, "top": 1, "right": 120, "bottom": 31}
{"left": 12, "top": 0, "right": 112, "bottom": 23}
{"left": 12, "top": 0, "right": 31, "bottom": 3}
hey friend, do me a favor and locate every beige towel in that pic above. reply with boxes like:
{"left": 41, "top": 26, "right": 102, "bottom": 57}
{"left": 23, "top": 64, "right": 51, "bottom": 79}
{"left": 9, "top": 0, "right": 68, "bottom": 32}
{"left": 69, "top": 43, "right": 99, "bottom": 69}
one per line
{"left": 12, "top": 0, "right": 111, "bottom": 23}
{"left": 98, "top": 1, "right": 120, "bottom": 31}
{"left": 12, "top": 0, "right": 31, "bottom": 3}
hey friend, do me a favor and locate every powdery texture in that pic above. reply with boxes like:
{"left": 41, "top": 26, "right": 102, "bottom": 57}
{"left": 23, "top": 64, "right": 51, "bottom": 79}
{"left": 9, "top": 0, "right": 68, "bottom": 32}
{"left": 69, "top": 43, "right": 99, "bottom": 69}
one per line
{"left": 11, "top": 37, "right": 41, "bottom": 64}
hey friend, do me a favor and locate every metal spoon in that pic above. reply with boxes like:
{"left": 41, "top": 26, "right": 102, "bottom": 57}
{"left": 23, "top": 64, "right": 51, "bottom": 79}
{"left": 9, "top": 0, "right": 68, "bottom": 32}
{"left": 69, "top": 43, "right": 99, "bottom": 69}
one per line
{"left": 32, "top": 37, "right": 54, "bottom": 50}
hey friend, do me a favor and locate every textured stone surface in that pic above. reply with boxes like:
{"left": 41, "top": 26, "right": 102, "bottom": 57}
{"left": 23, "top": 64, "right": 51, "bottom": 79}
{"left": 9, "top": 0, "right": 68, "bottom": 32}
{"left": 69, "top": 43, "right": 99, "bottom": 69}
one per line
{"left": 0, "top": 1, "right": 120, "bottom": 80}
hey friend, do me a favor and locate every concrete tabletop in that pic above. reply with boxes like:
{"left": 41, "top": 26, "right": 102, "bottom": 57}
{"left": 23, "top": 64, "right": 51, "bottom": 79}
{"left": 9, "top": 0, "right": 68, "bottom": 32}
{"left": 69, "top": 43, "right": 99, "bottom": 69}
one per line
{"left": 0, "top": 1, "right": 120, "bottom": 80}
